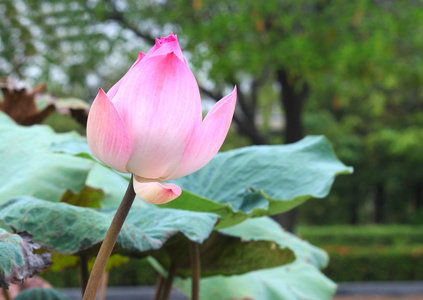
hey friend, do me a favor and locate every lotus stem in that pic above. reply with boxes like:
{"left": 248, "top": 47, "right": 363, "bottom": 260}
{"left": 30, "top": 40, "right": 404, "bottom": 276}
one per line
{"left": 98, "top": 271, "right": 109, "bottom": 300}
{"left": 153, "top": 274, "right": 165, "bottom": 300}
{"left": 161, "top": 263, "right": 176, "bottom": 300}
{"left": 82, "top": 175, "right": 136, "bottom": 300}
{"left": 79, "top": 254, "right": 89, "bottom": 295}
{"left": 190, "top": 241, "right": 201, "bottom": 300}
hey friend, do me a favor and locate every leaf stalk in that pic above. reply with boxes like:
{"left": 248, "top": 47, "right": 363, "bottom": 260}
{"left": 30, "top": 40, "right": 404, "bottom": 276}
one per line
{"left": 161, "top": 263, "right": 177, "bottom": 300}
{"left": 79, "top": 254, "right": 89, "bottom": 295}
{"left": 190, "top": 241, "right": 201, "bottom": 300}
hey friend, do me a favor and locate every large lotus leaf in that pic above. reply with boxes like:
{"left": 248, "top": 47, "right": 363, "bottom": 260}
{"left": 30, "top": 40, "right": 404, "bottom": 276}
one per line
{"left": 175, "top": 260, "right": 337, "bottom": 300}
{"left": 148, "top": 216, "right": 329, "bottom": 280}
{"left": 50, "top": 139, "right": 92, "bottom": 160}
{"left": 0, "top": 112, "right": 93, "bottom": 205}
{"left": 165, "top": 136, "right": 353, "bottom": 228}
{"left": 0, "top": 197, "right": 218, "bottom": 255}
{"left": 152, "top": 230, "right": 295, "bottom": 278}
{"left": 50, "top": 136, "right": 352, "bottom": 229}
{"left": 0, "top": 198, "right": 301, "bottom": 277}
{"left": 153, "top": 216, "right": 327, "bottom": 278}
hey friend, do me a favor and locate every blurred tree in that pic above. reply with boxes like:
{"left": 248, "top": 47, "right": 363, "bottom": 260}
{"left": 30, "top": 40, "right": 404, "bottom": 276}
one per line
{"left": 2, "top": 0, "right": 423, "bottom": 227}
{"left": 0, "top": 0, "right": 147, "bottom": 98}
{"left": 130, "top": 0, "right": 423, "bottom": 229}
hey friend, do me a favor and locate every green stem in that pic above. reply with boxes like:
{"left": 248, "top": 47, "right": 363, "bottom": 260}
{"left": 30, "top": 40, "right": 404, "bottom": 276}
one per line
{"left": 82, "top": 175, "right": 136, "bottom": 300}
{"left": 79, "top": 254, "right": 89, "bottom": 296}
{"left": 161, "top": 263, "right": 176, "bottom": 300}
{"left": 190, "top": 241, "right": 201, "bottom": 300}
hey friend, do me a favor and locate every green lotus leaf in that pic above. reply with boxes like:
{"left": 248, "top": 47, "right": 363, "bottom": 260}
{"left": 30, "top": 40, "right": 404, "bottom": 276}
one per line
{"left": 175, "top": 260, "right": 336, "bottom": 300}
{"left": 167, "top": 136, "right": 353, "bottom": 228}
{"left": 0, "top": 112, "right": 93, "bottom": 205}
{"left": 51, "top": 136, "right": 352, "bottom": 229}
{"left": 0, "top": 197, "right": 218, "bottom": 256}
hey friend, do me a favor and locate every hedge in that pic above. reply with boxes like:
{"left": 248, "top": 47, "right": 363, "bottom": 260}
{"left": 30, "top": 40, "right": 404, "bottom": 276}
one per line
{"left": 297, "top": 225, "right": 423, "bottom": 246}
{"left": 323, "top": 244, "right": 423, "bottom": 281}
{"left": 299, "top": 225, "right": 423, "bottom": 281}
{"left": 41, "top": 258, "right": 157, "bottom": 288}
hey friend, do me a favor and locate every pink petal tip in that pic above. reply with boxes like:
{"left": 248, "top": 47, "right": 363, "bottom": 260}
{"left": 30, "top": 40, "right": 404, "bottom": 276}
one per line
{"left": 133, "top": 176, "right": 182, "bottom": 204}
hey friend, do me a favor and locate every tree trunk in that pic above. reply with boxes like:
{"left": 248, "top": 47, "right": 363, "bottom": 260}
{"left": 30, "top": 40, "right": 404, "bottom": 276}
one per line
{"left": 414, "top": 181, "right": 422, "bottom": 210}
{"left": 272, "top": 69, "right": 309, "bottom": 232}
{"left": 374, "top": 182, "right": 385, "bottom": 223}
{"left": 233, "top": 114, "right": 268, "bottom": 145}
{"left": 349, "top": 188, "right": 359, "bottom": 224}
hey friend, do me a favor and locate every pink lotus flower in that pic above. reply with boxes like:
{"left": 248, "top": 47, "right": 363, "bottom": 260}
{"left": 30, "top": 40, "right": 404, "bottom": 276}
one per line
{"left": 87, "top": 33, "right": 236, "bottom": 204}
